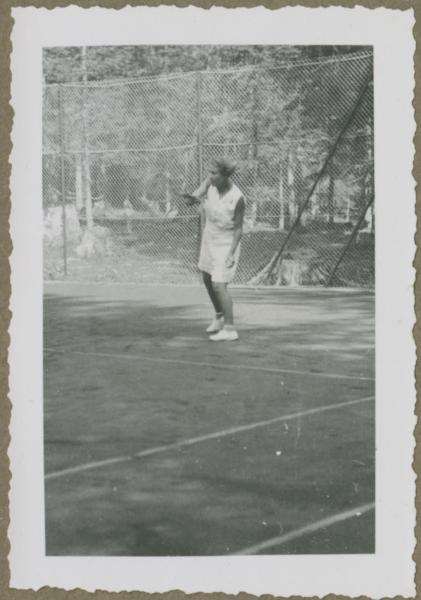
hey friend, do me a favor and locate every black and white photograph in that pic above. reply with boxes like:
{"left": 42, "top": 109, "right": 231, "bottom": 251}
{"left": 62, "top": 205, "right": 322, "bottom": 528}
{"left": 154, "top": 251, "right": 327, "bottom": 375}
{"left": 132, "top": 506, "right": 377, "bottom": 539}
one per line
{"left": 8, "top": 5, "right": 415, "bottom": 596}
{"left": 42, "top": 42, "right": 376, "bottom": 556}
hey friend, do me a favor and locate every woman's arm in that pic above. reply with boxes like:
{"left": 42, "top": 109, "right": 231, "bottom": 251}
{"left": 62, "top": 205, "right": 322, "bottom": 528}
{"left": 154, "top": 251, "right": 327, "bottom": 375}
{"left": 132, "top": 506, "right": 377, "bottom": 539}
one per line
{"left": 190, "top": 177, "right": 211, "bottom": 202}
{"left": 182, "top": 177, "right": 210, "bottom": 206}
{"left": 226, "top": 196, "right": 245, "bottom": 266}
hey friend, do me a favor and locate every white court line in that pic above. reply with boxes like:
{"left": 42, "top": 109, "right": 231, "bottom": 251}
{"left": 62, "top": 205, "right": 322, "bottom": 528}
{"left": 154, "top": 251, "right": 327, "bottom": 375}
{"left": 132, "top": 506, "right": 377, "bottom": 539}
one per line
{"left": 44, "top": 347, "right": 375, "bottom": 382}
{"left": 45, "top": 395, "right": 374, "bottom": 481}
{"left": 233, "top": 502, "right": 375, "bottom": 555}
{"left": 44, "top": 280, "right": 374, "bottom": 294}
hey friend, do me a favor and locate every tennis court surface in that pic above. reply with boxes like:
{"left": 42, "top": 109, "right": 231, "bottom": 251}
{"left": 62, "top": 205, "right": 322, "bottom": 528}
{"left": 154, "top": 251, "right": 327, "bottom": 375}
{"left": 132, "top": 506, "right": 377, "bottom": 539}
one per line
{"left": 44, "top": 282, "right": 375, "bottom": 556}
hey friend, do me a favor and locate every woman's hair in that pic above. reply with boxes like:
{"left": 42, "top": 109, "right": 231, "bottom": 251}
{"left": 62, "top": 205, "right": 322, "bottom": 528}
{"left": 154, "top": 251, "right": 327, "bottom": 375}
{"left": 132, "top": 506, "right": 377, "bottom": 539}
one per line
{"left": 214, "top": 158, "right": 236, "bottom": 178}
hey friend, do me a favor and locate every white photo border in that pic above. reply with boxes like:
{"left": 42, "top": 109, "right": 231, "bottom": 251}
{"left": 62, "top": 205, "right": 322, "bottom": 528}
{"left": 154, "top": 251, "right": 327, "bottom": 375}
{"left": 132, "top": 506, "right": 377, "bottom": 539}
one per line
{"left": 9, "top": 5, "right": 416, "bottom": 597}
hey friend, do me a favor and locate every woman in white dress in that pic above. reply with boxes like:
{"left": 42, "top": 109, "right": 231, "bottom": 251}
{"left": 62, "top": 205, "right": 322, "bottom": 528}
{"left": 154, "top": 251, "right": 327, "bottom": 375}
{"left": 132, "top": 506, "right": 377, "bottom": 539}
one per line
{"left": 187, "top": 159, "right": 245, "bottom": 341}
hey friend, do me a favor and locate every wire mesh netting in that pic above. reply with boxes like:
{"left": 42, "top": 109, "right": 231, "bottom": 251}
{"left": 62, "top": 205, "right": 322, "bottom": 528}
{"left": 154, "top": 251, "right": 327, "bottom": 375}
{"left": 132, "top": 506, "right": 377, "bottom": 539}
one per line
{"left": 43, "top": 51, "right": 374, "bottom": 287}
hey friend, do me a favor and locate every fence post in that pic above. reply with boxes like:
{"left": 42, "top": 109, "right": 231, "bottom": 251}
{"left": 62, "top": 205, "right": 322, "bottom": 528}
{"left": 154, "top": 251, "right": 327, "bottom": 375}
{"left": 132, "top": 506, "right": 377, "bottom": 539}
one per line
{"left": 81, "top": 46, "right": 93, "bottom": 229}
{"left": 196, "top": 72, "right": 204, "bottom": 262}
{"left": 250, "top": 72, "right": 259, "bottom": 222}
{"left": 325, "top": 193, "right": 374, "bottom": 287}
{"left": 262, "top": 76, "right": 372, "bottom": 283}
{"left": 58, "top": 84, "right": 68, "bottom": 277}
{"left": 196, "top": 71, "right": 204, "bottom": 183}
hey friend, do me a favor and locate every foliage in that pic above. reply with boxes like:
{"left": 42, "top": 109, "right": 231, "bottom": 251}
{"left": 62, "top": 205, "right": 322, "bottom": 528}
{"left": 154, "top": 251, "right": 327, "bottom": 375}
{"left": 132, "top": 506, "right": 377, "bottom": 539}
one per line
{"left": 43, "top": 45, "right": 373, "bottom": 228}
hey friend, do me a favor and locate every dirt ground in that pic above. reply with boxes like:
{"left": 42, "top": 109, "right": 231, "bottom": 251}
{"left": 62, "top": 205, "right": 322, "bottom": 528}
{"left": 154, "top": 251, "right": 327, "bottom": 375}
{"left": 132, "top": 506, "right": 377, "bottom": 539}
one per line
{"left": 44, "top": 283, "right": 375, "bottom": 556}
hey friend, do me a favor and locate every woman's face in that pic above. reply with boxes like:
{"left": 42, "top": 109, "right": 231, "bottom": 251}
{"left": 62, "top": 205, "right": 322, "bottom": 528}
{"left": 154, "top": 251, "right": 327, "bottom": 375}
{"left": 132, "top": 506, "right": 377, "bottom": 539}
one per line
{"left": 209, "top": 166, "right": 226, "bottom": 188}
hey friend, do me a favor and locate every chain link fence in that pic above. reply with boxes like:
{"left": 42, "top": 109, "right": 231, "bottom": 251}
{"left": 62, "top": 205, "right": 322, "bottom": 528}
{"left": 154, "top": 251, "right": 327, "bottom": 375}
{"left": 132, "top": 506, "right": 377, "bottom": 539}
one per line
{"left": 43, "top": 50, "right": 374, "bottom": 287}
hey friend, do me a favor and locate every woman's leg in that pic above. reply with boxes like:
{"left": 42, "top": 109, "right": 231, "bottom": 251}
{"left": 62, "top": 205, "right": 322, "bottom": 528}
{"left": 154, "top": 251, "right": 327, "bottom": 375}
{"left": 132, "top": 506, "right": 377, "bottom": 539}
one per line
{"left": 212, "top": 281, "right": 234, "bottom": 326}
{"left": 202, "top": 271, "right": 223, "bottom": 315}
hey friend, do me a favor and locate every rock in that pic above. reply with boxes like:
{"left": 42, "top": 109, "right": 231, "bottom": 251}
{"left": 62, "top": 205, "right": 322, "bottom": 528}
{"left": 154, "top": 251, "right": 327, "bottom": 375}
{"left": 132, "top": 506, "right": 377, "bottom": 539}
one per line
{"left": 356, "top": 230, "right": 374, "bottom": 246}
{"left": 278, "top": 259, "right": 302, "bottom": 286}
{"left": 44, "top": 205, "right": 81, "bottom": 246}
{"left": 75, "top": 226, "right": 113, "bottom": 258}
{"left": 92, "top": 200, "right": 106, "bottom": 217}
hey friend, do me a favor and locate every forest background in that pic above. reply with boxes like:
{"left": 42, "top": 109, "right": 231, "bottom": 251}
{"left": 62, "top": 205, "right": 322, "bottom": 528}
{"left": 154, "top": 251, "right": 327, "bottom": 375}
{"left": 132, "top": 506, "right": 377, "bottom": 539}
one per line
{"left": 42, "top": 45, "right": 374, "bottom": 286}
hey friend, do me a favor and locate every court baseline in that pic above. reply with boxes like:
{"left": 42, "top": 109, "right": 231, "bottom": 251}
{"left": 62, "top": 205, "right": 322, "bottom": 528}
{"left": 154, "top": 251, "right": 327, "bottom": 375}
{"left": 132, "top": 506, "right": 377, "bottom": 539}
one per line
{"left": 233, "top": 502, "right": 375, "bottom": 555}
{"left": 45, "top": 395, "right": 374, "bottom": 481}
{"left": 44, "top": 281, "right": 375, "bottom": 294}
{"left": 44, "top": 347, "right": 375, "bottom": 382}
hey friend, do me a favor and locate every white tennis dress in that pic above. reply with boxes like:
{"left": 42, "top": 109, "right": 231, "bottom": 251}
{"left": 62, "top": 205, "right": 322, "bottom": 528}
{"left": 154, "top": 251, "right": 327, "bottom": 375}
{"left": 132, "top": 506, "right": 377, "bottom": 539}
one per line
{"left": 198, "top": 183, "right": 244, "bottom": 283}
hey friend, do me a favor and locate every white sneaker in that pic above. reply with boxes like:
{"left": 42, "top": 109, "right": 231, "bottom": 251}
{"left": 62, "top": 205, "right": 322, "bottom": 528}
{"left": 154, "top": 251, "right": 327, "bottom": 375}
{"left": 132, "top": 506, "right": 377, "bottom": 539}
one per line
{"left": 209, "top": 328, "right": 239, "bottom": 342}
{"left": 206, "top": 317, "right": 224, "bottom": 334}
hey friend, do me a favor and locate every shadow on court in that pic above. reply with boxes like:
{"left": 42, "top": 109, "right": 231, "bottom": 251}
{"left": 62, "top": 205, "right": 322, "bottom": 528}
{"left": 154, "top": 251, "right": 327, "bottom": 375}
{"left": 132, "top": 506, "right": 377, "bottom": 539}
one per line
{"left": 44, "top": 282, "right": 374, "bottom": 556}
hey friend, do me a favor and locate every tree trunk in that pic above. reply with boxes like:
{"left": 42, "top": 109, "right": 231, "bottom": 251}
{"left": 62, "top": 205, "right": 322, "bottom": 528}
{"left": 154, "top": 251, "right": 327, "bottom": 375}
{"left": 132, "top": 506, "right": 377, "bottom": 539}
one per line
{"left": 278, "top": 161, "right": 284, "bottom": 230}
{"left": 287, "top": 150, "right": 295, "bottom": 221}
{"left": 326, "top": 114, "right": 337, "bottom": 226}
{"left": 278, "top": 159, "right": 290, "bottom": 231}
{"left": 81, "top": 153, "right": 93, "bottom": 227}
{"left": 327, "top": 167, "right": 335, "bottom": 225}
{"left": 165, "top": 172, "right": 171, "bottom": 213}
{"left": 346, "top": 195, "right": 351, "bottom": 222}
{"left": 364, "top": 170, "right": 374, "bottom": 232}
{"left": 75, "top": 155, "right": 83, "bottom": 210}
